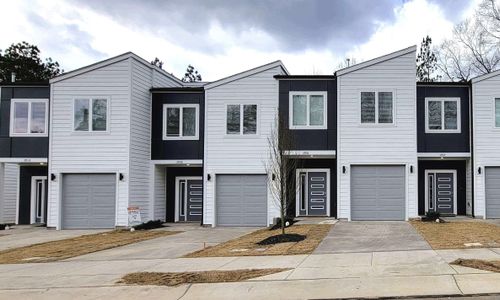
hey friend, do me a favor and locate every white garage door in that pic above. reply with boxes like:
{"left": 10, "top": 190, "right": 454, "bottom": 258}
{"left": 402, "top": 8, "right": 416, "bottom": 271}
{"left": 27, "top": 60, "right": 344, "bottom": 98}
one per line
{"left": 62, "top": 174, "right": 116, "bottom": 229}
{"left": 485, "top": 167, "right": 500, "bottom": 218}
{"left": 351, "top": 165, "right": 406, "bottom": 221}
{"left": 216, "top": 175, "right": 267, "bottom": 226}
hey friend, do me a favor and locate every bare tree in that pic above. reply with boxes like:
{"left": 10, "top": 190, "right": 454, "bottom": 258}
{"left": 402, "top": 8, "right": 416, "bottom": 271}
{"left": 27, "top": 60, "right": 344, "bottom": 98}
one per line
{"left": 265, "top": 112, "right": 299, "bottom": 235}
{"left": 335, "top": 57, "right": 358, "bottom": 72}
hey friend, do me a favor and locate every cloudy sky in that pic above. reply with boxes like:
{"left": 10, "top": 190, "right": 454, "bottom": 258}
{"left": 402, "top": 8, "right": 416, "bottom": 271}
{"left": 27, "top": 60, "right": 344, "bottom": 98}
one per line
{"left": 0, "top": 0, "right": 480, "bottom": 81}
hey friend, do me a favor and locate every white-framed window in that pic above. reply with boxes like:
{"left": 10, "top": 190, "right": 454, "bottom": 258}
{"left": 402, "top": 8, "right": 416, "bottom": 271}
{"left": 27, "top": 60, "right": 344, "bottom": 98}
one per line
{"left": 226, "top": 104, "right": 258, "bottom": 135}
{"left": 73, "top": 98, "right": 109, "bottom": 132}
{"left": 360, "top": 91, "right": 394, "bottom": 124}
{"left": 425, "top": 97, "right": 460, "bottom": 133}
{"left": 289, "top": 92, "right": 327, "bottom": 129}
{"left": 10, "top": 99, "right": 49, "bottom": 137}
{"left": 163, "top": 103, "right": 199, "bottom": 140}
{"left": 494, "top": 98, "right": 500, "bottom": 128}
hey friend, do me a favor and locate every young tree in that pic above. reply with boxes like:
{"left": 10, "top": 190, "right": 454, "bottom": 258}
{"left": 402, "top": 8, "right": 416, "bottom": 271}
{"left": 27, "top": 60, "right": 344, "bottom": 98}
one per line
{"left": 181, "top": 64, "right": 202, "bottom": 82}
{"left": 0, "top": 41, "right": 62, "bottom": 82}
{"left": 416, "top": 36, "right": 440, "bottom": 82}
{"left": 150, "top": 57, "right": 163, "bottom": 69}
{"left": 265, "top": 112, "right": 299, "bottom": 235}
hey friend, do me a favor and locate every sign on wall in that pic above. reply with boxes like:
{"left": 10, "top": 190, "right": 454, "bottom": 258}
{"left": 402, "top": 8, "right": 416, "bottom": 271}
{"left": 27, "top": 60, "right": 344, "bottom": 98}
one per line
{"left": 127, "top": 206, "right": 142, "bottom": 226}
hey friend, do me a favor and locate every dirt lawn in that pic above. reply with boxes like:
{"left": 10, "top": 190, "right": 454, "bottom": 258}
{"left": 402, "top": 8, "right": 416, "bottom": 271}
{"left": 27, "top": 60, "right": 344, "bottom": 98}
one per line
{"left": 0, "top": 230, "right": 179, "bottom": 264}
{"left": 451, "top": 258, "right": 500, "bottom": 272}
{"left": 119, "top": 269, "right": 291, "bottom": 286}
{"left": 184, "top": 224, "right": 331, "bottom": 257}
{"left": 410, "top": 220, "right": 500, "bottom": 249}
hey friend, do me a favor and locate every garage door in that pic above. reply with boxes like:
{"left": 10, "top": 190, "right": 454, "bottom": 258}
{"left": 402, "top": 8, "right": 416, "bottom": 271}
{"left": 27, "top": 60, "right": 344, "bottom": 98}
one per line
{"left": 216, "top": 175, "right": 267, "bottom": 226}
{"left": 62, "top": 174, "right": 116, "bottom": 229}
{"left": 351, "top": 165, "right": 405, "bottom": 221}
{"left": 485, "top": 167, "right": 500, "bottom": 218}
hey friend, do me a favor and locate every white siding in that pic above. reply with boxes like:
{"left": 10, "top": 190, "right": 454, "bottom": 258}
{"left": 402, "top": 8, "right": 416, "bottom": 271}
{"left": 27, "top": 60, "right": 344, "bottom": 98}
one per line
{"left": 204, "top": 66, "right": 285, "bottom": 225}
{"left": 472, "top": 73, "right": 500, "bottom": 218}
{"left": 337, "top": 51, "right": 418, "bottom": 220}
{"left": 1, "top": 163, "right": 19, "bottom": 223}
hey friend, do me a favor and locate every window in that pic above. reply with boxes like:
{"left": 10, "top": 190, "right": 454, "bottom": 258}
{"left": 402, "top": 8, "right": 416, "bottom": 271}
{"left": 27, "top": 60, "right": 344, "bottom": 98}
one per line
{"left": 289, "top": 92, "right": 327, "bottom": 129}
{"left": 10, "top": 99, "right": 48, "bottom": 136}
{"left": 360, "top": 91, "right": 394, "bottom": 124}
{"left": 163, "top": 104, "right": 199, "bottom": 140}
{"left": 74, "top": 98, "right": 109, "bottom": 132}
{"left": 425, "top": 98, "right": 460, "bottom": 133}
{"left": 226, "top": 104, "right": 258, "bottom": 135}
{"left": 495, "top": 98, "right": 500, "bottom": 128}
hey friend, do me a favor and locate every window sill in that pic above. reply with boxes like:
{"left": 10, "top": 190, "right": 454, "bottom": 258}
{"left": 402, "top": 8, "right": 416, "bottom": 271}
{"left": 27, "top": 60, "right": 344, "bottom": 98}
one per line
{"left": 9, "top": 134, "right": 48, "bottom": 137}
{"left": 163, "top": 137, "right": 200, "bottom": 141}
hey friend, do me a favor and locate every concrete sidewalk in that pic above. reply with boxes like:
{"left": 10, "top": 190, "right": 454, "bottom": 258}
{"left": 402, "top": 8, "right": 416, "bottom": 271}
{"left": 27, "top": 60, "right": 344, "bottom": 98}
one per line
{"left": 0, "top": 247, "right": 499, "bottom": 299}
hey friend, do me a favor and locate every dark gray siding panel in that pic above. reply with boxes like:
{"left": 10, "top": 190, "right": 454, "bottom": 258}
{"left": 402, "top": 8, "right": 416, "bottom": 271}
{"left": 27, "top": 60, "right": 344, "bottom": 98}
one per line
{"left": 417, "top": 86, "right": 470, "bottom": 153}
{"left": 278, "top": 79, "right": 336, "bottom": 151}
{"left": 151, "top": 92, "right": 204, "bottom": 160}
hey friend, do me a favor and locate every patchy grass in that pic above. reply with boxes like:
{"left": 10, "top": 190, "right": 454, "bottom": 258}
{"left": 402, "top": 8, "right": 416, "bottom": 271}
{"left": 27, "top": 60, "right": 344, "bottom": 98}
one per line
{"left": 410, "top": 220, "right": 500, "bottom": 249}
{"left": 184, "top": 224, "right": 331, "bottom": 257}
{"left": 0, "top": 230, "right": 180, "bottom": 264}
{"left": 451, "top": 258, "right": 500, "bottom": 272}
{"left": 119, "top": 269, "right": 291, "bottom": 286}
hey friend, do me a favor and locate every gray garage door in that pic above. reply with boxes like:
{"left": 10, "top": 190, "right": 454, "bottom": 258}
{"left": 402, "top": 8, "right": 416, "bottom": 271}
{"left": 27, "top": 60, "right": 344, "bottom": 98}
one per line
{"left": 351, "top": 165, "right": 405, "bottom": 221}
{"left": 485, "top": 167, "right": 500, "bottom": 218}
{"left": 62, "top": 174, "right": 116, "bottom": 229}
{"left": 216, "top": 175, "right": 267, "bottom": 226}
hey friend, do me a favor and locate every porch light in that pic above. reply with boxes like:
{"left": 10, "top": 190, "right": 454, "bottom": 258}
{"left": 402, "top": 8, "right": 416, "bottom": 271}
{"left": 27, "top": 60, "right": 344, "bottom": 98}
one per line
{"left": 119, "top": 173, "right": 125, "bottom": 181}
{"left": 272, "top": 173, "right": 276, "bottom": 181}
{"left": 207, "top": 174, "right": 211, "bottom": 181}
{"left": 50, "top": 173, "right": 56, "bottom": 181}
{"left": 342, "top": 166, "right": 347, "bottom": 174}
{"left": 410, "top": 165, "right": 414, "bottom": 173}
{"left": 478, "top": 167, "right": 482, "bottom": 175}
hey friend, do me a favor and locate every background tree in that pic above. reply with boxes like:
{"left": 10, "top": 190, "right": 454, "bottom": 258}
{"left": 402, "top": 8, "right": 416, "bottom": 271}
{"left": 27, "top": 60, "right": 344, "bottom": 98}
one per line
{"left": 181, "top": 64, "right": 202, "bottom": 82}
{"left": 0, "top": 41, "right": 62, "bottom": 82}
{"left": 150, "top": 57, "right": 163, "bottom": 69}
{"left": 416, "top": 36, "right": 440, "bottom": 82}
{"left": 265, "top": 112, "right": 299, "bottom": 235}
{"left": 335, "top": 57, "right": 357, "bottom": 72}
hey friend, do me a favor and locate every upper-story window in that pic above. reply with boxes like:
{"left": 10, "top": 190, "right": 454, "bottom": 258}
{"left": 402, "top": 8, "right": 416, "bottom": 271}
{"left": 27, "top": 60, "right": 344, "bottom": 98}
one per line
{"left": 226, "top": 104, "right": 258, "bottom": 135}
{"left": 163, "top": 104, "right": 199, "bottom": 140}
{"left": 74, "top": 98, "right": 109, "bottom": 132}
{"left": 495, "top": 98, "right": 500, "bottom": 128}
{"left": 10, "top": 99, "right": 48, "bottom": 137}
{"left": 360, "top": 91, "right": 394, "bottom": 124}
{"left": 425, "top": 97, "right": 460, "bottom": 133}
{"left": 289, "top": 92, "right": 327, "bottom": 129}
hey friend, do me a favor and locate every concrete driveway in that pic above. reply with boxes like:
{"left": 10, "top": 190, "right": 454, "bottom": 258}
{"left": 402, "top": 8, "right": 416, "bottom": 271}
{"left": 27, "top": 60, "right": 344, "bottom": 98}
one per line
{"left": 314, "top": 221, "right": 431, "bottom": 253}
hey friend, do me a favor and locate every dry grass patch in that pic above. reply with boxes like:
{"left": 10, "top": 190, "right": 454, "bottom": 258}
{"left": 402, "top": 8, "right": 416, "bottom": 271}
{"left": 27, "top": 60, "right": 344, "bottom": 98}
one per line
{"left": 119, "top": 269, "right": 291, "bottom": 286}
{"left": 410, "top": 220, "right": 500, "bottom": 249}
{"left": 184, "top": 224, "right": 331, "bottom": 257}
{"left": 451, "top": 258, "right": 500, "bottom": 272}
{"left": 0, "top": 230, "right": 179, "bottom": 264}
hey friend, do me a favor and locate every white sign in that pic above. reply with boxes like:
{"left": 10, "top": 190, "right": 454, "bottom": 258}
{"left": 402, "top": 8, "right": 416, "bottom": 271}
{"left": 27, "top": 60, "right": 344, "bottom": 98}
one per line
{"left": 127, "top": 206, "right": 142, "bottom": 226}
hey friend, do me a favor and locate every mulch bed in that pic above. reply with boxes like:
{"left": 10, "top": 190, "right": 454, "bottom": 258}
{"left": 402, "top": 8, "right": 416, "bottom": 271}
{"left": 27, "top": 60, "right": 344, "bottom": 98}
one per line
{"left": 451, "top": 258, "right": 500, "bottom": 272}
{"left": 257, "top": 233, "right": 306, "bottom": 245}
{"left": 119, "top": 269, "right": 292, "bottom": 286}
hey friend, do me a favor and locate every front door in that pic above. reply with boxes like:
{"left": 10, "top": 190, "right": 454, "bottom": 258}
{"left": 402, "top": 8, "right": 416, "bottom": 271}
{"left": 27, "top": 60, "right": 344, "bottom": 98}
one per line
{"left": 31, "top": 176, "right": 47, "bottom": 224}
{"left": 426, "top": 170, "right": 456, "bottom": 215}
{"left": 297, "top": 169, "right": 329, "bottom": 216}
{"left": 176, "top": 177, "right": 203, "bottom": 222}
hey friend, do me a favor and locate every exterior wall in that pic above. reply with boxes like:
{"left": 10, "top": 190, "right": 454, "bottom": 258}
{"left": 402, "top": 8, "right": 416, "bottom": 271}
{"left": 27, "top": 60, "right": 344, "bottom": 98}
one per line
{"left": 416, "top": 85, "right": 470, "bottom": 153}
{"left": 337, "top": 50, "right": 418, "bottom": 220}
{"left": 472, "top": 73, "right": 500, "bottom": 218}
{"left": 0, "top": 86, "right": 50, "bottom": 158}
{"left": 1, "top": 163, "right": 19, "bottom": 223}
{"left": 151, "top": 91, "right": 204, "bottom": 160}
{"left": 153, "top": 165, "right": 166, "bottom": 220}
{"left": 18, "top": 166, "right": 48, "bottom": 224}
{"left": 204, "top": 66, "right": 286, "bottom": 225}
{"left": 278, "top": 79, "right": 336, "bottom": 150}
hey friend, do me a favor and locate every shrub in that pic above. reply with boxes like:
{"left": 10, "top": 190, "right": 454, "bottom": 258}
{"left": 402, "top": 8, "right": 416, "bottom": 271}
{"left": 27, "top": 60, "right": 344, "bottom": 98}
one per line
{"left": 422, "top": 211, "right": 441, "bottom": 222}
{"left": 133, "top": 220, "right": 165, "bottom": 230}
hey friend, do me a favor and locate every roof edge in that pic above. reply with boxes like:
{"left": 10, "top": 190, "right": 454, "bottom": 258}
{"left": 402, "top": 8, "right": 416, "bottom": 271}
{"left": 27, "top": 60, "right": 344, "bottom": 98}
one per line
{"left": 471, "top": 69, "right": 500, "bottom": 83}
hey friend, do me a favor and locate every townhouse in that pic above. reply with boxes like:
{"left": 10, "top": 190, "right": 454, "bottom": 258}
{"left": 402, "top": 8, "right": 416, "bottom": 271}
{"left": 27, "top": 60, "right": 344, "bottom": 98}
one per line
{"left": 0, "top": 45, "right": 498, "bottom": 229}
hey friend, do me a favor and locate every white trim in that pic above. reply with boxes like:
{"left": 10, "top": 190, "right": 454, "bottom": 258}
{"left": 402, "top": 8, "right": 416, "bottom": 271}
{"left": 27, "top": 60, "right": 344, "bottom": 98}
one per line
{"left": 9, "top": 99, "right": 49, "bottom": 137}
{"left": 359, "top": 90, "right": 396, "bottom": 126}
{"left": 493, "top": 98, "right": 500, "bottom": 129}
{"left": 15, "top": 165, "right": 20, "bottom": 225}
{"left": 151, "top": 159, "right": 203, "bottom": 166}
{"left": 30, "top": 176, "right": 47, "bottom": 224}
{"left": 425, "top": 97, "right": 461, "bottom": 133}
{"left": 175, "top": 176, "right": 203, "bottom": 222}
{"left": 72, "top": 97, "right": 111, "bottom": 133}
{"left": 336, "top": 46, "right": 416, "bottom": 76}
{"left": 424, "top": 170, "right": 458, "bottom": 215}
{"left": 284, "top": 150, "right": 336, "bottom": 158}
{"left": 162, "top": 103, "right": 200, "bottom": 140}
{"left": 417, "top": 152, "right": 470, "bottom": 158}
{"left": 224, "top": 103, "right": 260, "bottom": 136}
{"left": 0, "top": 158, "right": 47, "bottom": 163}
{"left": 295, "top": 168, "right": 331, "bottom": 217}
{"left": 289, "top": 91, "right": 328, "bottom": 129}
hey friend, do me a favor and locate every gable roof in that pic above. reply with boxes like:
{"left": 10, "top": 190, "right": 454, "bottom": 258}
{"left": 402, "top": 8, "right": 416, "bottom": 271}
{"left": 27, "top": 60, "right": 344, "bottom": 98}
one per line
{"left": 204, "top": 60, "right": 289, "bottom": 90}
{"left": 471, "top": 68, "right": 500, "bottom": 84}
{"left": 49, "top": 52, "right": 183, "bottom": 85}
{"left": 335, "top": 45, "right": 417, "bottom": 77}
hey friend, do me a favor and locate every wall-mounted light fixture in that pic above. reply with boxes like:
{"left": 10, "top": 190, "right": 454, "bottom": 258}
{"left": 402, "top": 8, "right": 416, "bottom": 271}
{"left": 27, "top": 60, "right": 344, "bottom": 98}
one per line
{"left": 272, "top": 173, "right": 276, "bottom": 181}
{"left": 342, "top": 166, "right": 347, "bottom": 174}
{"left": 50, "top": 173, "right": 56, "bottom": 181}
{"left": 478, "top": 167, "right": 482, "bottom": 175}
{"left": 119, "top": 173, "right": 125, "bottom": 181}
{"left": 207, "top": 174, "right": 211, "bottom": 181}
{"left": 410, "top": 165, "right": 414, "bottom": 173}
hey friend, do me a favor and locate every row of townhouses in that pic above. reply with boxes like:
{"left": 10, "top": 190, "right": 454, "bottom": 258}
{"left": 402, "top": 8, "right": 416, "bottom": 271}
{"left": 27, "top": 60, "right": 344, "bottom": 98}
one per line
{"left": 0, "top": 45, "right": 499, "bottom": 229}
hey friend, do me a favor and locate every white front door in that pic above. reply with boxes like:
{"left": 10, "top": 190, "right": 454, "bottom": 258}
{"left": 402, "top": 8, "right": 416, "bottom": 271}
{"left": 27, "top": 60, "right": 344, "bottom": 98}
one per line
{"left": 30, "top": 176, "right": 47, "bottom": 224}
